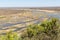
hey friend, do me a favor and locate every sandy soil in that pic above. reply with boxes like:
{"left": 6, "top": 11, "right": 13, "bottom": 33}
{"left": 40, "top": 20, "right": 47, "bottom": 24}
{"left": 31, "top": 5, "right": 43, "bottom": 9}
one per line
{"left": 40, "top": 10, "right": 56, "bottom": 13}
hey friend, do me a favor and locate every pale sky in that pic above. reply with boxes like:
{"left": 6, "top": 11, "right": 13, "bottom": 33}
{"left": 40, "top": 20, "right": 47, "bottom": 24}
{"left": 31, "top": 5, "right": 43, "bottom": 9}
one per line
{"left": 0, "top": 0, "right": 60, "bottom": 7}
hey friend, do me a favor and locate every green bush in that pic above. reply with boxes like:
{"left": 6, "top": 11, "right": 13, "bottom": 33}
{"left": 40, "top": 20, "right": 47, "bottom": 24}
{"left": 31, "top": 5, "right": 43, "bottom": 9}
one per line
{"left": 21, "top": 18, "right": 60, "bottom": 40}
{"left": 0, "top": 31, "right": 21, "bottom": 40}
{"left": 26, "top": 24, "right": 45, "bottom": 37}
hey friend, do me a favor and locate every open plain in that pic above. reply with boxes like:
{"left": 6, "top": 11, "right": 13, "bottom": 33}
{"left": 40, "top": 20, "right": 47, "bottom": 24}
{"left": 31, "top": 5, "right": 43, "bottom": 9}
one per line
{"left": 0, "top": 7, "right": 60, "bottom": 34}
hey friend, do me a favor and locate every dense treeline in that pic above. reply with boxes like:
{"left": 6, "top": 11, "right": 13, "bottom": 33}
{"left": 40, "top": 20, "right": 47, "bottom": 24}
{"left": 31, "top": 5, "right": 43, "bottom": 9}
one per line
{"left": 0, "top": 18, "right": 60, "bottom": 40}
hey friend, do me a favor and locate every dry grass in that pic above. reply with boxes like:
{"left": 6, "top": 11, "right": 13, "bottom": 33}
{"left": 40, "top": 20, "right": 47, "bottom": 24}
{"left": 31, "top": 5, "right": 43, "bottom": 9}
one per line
{"left": 0, "top": 9, "right": 59, "bottom": 35}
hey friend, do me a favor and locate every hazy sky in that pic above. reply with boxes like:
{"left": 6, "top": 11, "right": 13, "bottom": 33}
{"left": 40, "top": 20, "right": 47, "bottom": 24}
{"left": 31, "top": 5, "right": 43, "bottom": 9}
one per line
{"left": 0, "top": 0, "right": 60, "bottom": 7}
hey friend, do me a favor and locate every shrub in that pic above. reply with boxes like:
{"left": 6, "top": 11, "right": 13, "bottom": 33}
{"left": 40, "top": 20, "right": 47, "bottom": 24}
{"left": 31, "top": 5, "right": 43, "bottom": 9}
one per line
{"left": 0, "top": 31, "right": 21, "bottom": 40}
{"left": 21, "top": 18, "right": 60, "bottom": 40}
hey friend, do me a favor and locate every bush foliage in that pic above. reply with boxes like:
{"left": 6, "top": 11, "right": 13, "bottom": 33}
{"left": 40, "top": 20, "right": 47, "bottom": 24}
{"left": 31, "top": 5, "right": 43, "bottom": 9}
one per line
{"left": 21, "top": 18, "right": 60, "bottom": 40}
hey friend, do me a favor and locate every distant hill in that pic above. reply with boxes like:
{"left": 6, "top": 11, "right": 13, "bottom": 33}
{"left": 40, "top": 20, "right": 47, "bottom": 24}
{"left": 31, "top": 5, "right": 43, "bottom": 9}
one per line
{"left": 0, "top": 7, "right": 60, "bottom": 10}
{"left": 0, "top": 7, "right": 60, "bottom": 15}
